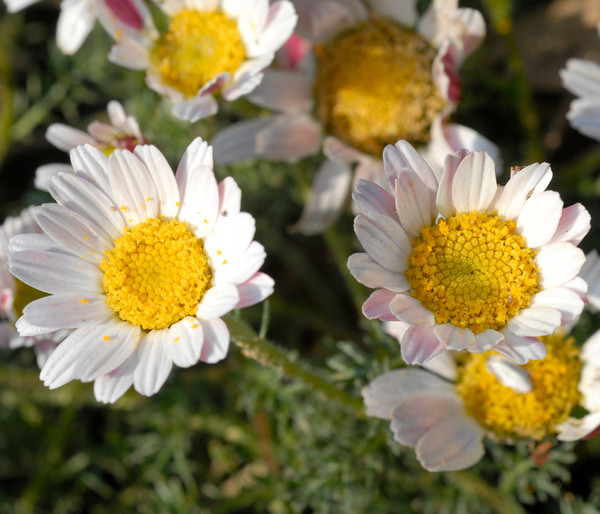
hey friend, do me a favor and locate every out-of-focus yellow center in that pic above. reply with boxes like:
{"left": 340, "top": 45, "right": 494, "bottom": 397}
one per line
{"left": 314, "top": 19, "right": 446, "bottom": 156}
{"left": 151, "top": 9, "right": 246, "bottom": 97}
{"left": 405, "top": 212, "right": 539, "bottom": 334}
{"left": 456, "top": 332, "right": 582, "bottom": 440}
{"left": 101, "top": 218, "right": 212, "bottom": 330}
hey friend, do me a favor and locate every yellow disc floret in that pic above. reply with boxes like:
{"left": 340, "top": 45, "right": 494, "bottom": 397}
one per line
{"left": 456, "top": 333, "right": 582, "bottom": 440}
{"left": 405, "top": 212, "right": 539, "bottom": 334}
{"left": 101, "top": 218, "right": 212, "bottom": 331}
{"left": 314, "top": 19, "right": 446, "bottom": 156}
{"left": 151, "top": 9, "right": 246, "bottom": 98}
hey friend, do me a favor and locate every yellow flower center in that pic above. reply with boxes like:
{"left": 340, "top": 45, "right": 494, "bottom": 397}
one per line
{"left": 456, "top": 332, "right": 582, "bottom": 440}
{"left": 151, "top": 9, "right": 246, "bottom": 98}
{"left": 314, "top": 19, "right": 446, "bottom": 156}
{"left": 405, "top": 212, "right": 539, "bottom": 334}
{"left": 13, "top": 279, "right": 48, "bottom": 319}
{"left": 101, "top": 218, "right": 212, "bottom": 331}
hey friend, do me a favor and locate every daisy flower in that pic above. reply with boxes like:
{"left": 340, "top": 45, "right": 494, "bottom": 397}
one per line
{"left": 3, "top": 0, "right": 152, "bottom": 55}
{"left": 102, "top": 0, "right": 297, "bottom": 123}
{"left": 560, "top": 22, "right": 600, "bottom": 141}
{"left": 348, "top": 140, "right": 590, "bottom": 365}
{"left": 35, "top": 100, "right": 147, "bottom": 191}
{"left": 0, "top": 207, "right": 68, "bottom": 367}
{"left": 213, "top": 0, "right": 499, "bottom": 235}
{"left": 8, "top": 137, "right": 274, "bottom": 403}
{"left": 362, "top": 328, "right": 600, "bottom": 472}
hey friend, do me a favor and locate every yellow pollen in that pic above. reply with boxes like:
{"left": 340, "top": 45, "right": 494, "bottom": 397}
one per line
{"left": 101, "top": 217, "right": 212, "bottom": 331}
{"left": 103, "top": 336, "right": 110, "bottom": 341}
{"left": 314, "top": 19, "right": 446, "bottom": 156}
{"left": 406, "top": 212, "right": 539, "bottom": 334}
{"left": 151, "top": 9, "right": 246, "bottom": 98}
{"left": 456, "top": 333, "right": 582, "bottom": 440}
{"left": 80, "top": 299, "right": 89, "bottom": 304}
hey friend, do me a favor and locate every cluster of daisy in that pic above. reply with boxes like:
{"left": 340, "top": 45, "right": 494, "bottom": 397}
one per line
{"left": 3, "top": 0, "right": 600, "bottom": 476}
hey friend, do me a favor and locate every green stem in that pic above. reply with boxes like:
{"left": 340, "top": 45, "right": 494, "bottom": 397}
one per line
{"left": 484, "top": 0, "right": 544, "bottom": 163}
{"left": 225, "top": 315, "right": 365, "bottom": 417}
{"left": 0, "top": 13, "right": 16, "bottom": 166}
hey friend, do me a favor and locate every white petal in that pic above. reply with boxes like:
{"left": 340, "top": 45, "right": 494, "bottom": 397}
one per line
{"left": 133, "top": 330, "right": 173, "bottom": 396}
{"left": 46, "top": 124, "right": 96, "bottom": 152}
{"left": 235, "top": 272, "right": 274, "bottom": 309}
{"left": 108, "top": 39, "right": 150, "bottom": 70}
{"left": 516, "top": 191, "right": 563, "bottom": 248}
{"left": 166, "top": 317, "right": 204, "bottom": 368}
{"left": 390, "top": 294, "right": 435, "bottom": 325}
{"left": 495, "top": 330, "right": 547, "bottom": 365}
{"left": 537, "top": 242, "right": 586, "bottom": 288}
{"left": 69, "top": 145, "right": 111, "bottom": 195}
{"left": 248, "top": 70, "right": 313, "bottom": 113}
{"left": 171, "top": 95, "right": 218, "bottom": 122}
{"left": 473, "top": 329, "right": 504, "bottom": 353}
{"left": 362, "top": 289, "right": 396, "bottom": 321}
{"left": 383, "top": 141, "right": 438, "bottom": 192}
{"left": 401, "top": 325, "right": 446, "bottom": 365}
{"left": 178, "top": 165, "right": 219, "bottom": 237}
{"left": 199, "top": 318, "right": 230, "bottom": 363}
{"left": 353, "top": 179, "right": 397, "bottom": 219}
{"left": 212, "top": 241, "right": 266, "bottom": 285}
{"left": 347, "top": 253, "right": 409, "bottom": 292}
{"left": 435, "top": 324, "right": 476, "bottom": 351}
{"left": 208, "top": 212, "right": 255, "bottom": 259}
{"left": 212, "top": 118, "right": 271, "bottom": 165}
{"left": 195, "top": 284, "right": 239, "bottom": 320}
{"left": 293, "top": 0, "right": 367, "bottom": 42}
{"left": 176, "top": 137, "right": 213, "bottom": 183}
{"left": 557, "top": 412, "right": 600, "bottom": 442}
{"left": 40, "top": 327, "right": 94, "bottom": 388}
{"left": 530, "top": 288, "right": 584, "bottom": 324}
{"left": 451, "top": 151, "right": 497, "bottom": 213}
{"left": 548, "top": 203, "right": 591, "bottom": 246}
{"left": 255, "top": 114, "right": 322, "bottom": 163}
{"left": 485, "top": 354, "right": 532, "bottom": 393}
{"left": 34, "top": 164, "right": 73, "bottom": 192}
{"left": 394, "top": 172, "right": 437, "bottom": 238}
{"left": 581, "top": 250, "right": 600, "bottom": 313}
{"left": 93, "top": 350, "right": 139, "bottom": 404}
{"left": 435, "top": 148, "right": 469, "bottom": 218}
{"left": 561, "top": 58, "right": 600, "bottom": 99}
{"left": 421, "top": 350, "right": 458, "bottom": 381}
{"left": 507, "top": 306, "right": 561, "bottom": 338}
{"left": 495, "top": 163, "right": 552, "bottom": 219}
{"left": 56, "top": 0, "right": 96, "bottom": 55}
{"left": 244, "top": 1, "right": 297, "bottom": 57}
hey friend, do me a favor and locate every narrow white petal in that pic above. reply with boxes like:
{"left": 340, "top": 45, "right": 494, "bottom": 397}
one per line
{"left": 218, "top": 177, "right": 242, "bottom": 217}
{"left": 496, "top": 331, "right": 547, "bottom": 365}
{"left": 353, "top": 179, "right": 397, "bottom": 219}
{"left": 537, "top": 242, "right": 586, "bottom": 288}
{"left": 557, "top": 412, "right": 600, "bottom": 442}
{"left": 451, "top": 151, "right": 497, "bottom": 213}
{"left": 244, "top": 1, "right": 297, "bottom": 57}
{"left": 347, "top": 253, "right": 409, "bottom": 292}
{"left": 548, "top": 203, "right": 591, "bottom": 246}
{"left": 40, "top": 327, "right": 93, "bottom": 388}
{"left": 46, "top": 124, "right": 95, "bottom": 152}
{"left": 171, "top": 95, "right": 218, "bottom": 122}
{"left": 436, "top": 324, "right": 476, "bottom": 351}
{"left": 401, "top": 325, "right": 446, "bottom": 365}
{"left": 516, "top": 191, "right": 563, "bottom": 248}
{"left": 212, "top": 241, "right": 265, "bottom": 285}
{"left": 94, "top": 350, "right": 139, "bottom": 404}
{"left": 133, "top": 330, "right": 173, "bottom": 397}
{"left": 69, "top": 145, "right": 111, "bottom": 195}
{"left": 435, "top": 148, "right": 470, "bottom": 218}
{"left": 195, "top": 284, "right": 240, "bottom": 320}
{"left": 35, "top": 164, "right": 73, "bottom": 192}
{"left": 199, "top": 318, "right": 230, "bottom": 364}
{"left": 212, "top": 118, "right": 271, "bottom": 165}
{"left": 108, "top": 39, "right": 150, "bottom": 70}
{"left": 207, "top": 212, "right": 256, "bottom": 259}
{"left": 166, "top": 317, "right": 204, "bottom": 368}
{"left": 362, "top": 289, "right": 396, "bottom": 321}
{"left": 383, "top": 141, "right": 438, "bottom": 191}
{"left": 394, "top": 173, "right": 437, "bottom": 238}
{"left": 531, "top": 288, "right": 584, "bottom": 324}
{"left": 247, "top": 70, "right": 313, "bottom": 113}
{"left": 178, "top": 165, "right": 219, "bottom": 237}
{"left": 235, "top": 272, "right": 274, "bottom": 309}
{"left": 390, "top": 294, "right": 435, "bottom": 325}
{"left": 56, "top": 0, "right": 96, "bottom": 55}
{"left": 473, "top": 329, "right": 504, "bottom": 353}
{"left": 507, "top": 306, "right": 561, "bottom": 337}
{"left": 485, "top": 354, "right": 532, "bottom": 393}
{"left": 176, "top": 137, "right": 214, "bottom": 185}
{"left": 495, "top": 162, "right": 552, "bottom": 219}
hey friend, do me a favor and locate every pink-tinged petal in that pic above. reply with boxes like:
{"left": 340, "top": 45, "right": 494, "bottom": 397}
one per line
{"left": 507, "top": 306, "right": 561, "bottom": 338}
{"left": 496, "top": 330, "right": 547, "bottom": 365}
{"left": 485, "top": 355, "right": 532, "bottom": 393}
{"left": 248, "top": 69, "right": 313, "bottom": 113}
{"left": 435, "top": 148, "right": 470, "bottom": 218}
{"left": 581, "top": 250, "right": 600, "bottom": 312}
{"left": 394, "top": 172, "right": 437, "bottom": 238}
{"left": 362, "top": 289, "right": 396, "bottom": 321}
{"left": 516, "top": 191, "right": 563, "bottom": 248}
{"left": 133, "top": 330, "right": 173, "bottom": 397}
{"left": 87, "top": 121, "right": 120, "bottom": 143}
{"left": 537, "top": 242, "right": 586, "bottom": 288}
{"left": 391, "top": 390, "right": 464, "bottom": 446}
{"left": 421, "top": 350, "right": 458, "bottom": 381}
{"left": 557, "top": 412, "right": 600, "bottom": 442}
{"left": 415, "top": 415, "right": 485, "bottom": 472}
{"left": 106, "top": 100, "right": 144, "bottom": 140}
{"left": 34, "top": 339, "right": 60, "bottom": 369}
{"left": 212, "top": 241, "right": 266, "bottom": 286}
{"left": 178, "top": 165, "right": 219, "bottom": 238}
{"left": 235, "top": 272, "right": 274, "bottom": 309}
{"left": 362, "top": 368, "right": 453, "bottom": 419}
{"left": 223, "top": 68, "right": 265, "bottom": 101}
{"left": 134, "top": 145, "right": 180, "bottom": 219}
{"left": 56, "top": 0, "right": 96, "bottom": 55}
{"left": 252, "top": 1, "right": 298, "bottom": 57}
{"left": 401, "top": 325, "right": 446, "bottom": 365}
{"left": 97, "top": 0, "right": 156, "bottom": 41}
{"left": 255, "top": 113, "right": 322, "bottom": 163}
{"left": 46, "top": 124, "right": 96, "bottom": 152}
{"left": 495, "top": 162, "right": 552, "bottom": 219}
{"left": 172, "top": 95, "right": 219, "bottom": 123}
{"left": 176, "top": 137, "right": 214, "bottom": 184}
{"left": 212, "top": 118, "right": 272, "bottom": 165}
{"left": 383, "top": 320, "right": 410, "bottom": 343}
{"left": 451, "top": 150, "right": 497, "bottom": 213}
{"left": 369, "top": 0, "right": 417, "bottom": 26}
{"left": 353, "top": 179, "right": 397, "bottom": 219}
{"left": 292, "top": 0, "right": 367, "bottom": 42}
{"left": 196, "top": 284, "right": 240, "bottom": 320}
{"left": 473, "top": 329, "right": 504, "bottom": 352}
{"left": 35, "top": 164, "right": 73, "bottom": 192}
{"left": 432, "top": 39, "right": 461, "bottom": 104}
{"left": 390, "top": 294, "right": 435, "bottom": 325}
{"left": 383, "top": 141, "right": 438, "bottom": 192}
{"left": 20, "top": 293, "right": 112, "bottom": 332}
{"left": 108, "top": 39, "right": 150, "bottom": 70}
{"left": 347, "top": 253, "right": 409, "bottom": 292}
{"left": 166, "top": 317, "right": 204, "bottom": 368}
{"left": 103, "top": 0, "right": 145, "bottom": 31}
{"left": 530, "top": 288, "right": 584, "bottom": 324}
{"left": 94, "top": 350, "right": 139, "bottom": 404}
{"left": 354, "top": 213, "right": 411, "bottom": 272}
{"left": 323, "top": 136, "right": 365, "bottom": 164}
{"left": 548, "top": 203, "right": 591, "bottom": 246}
{"left": 199, "top": 318, "right": 230, "bottom": 364}
{"left": 277, "top": 32, "right": 311, "bottom": 70}
{"left": 218, "top": 177, "right": 242, "bottom": 217}
{"left": 435, "top": 324, "right": 476, "bottom": 351}
{"left": 69, "top": 145, "right": 111, "bottom": 196}
{"left": 291, "top": 159, "right": 352, "bottom": 235}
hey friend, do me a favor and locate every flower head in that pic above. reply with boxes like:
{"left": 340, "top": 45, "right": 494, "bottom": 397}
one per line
{"left": 362, "top": 328, "right": 600, "bottom": 471}
{"left": 349, "top": 141, "right": 590, "bottom": 365}
{"left": 36, "top": 100, "right": 147, "bottom": 191}
{"left": 104, "top": 0, "right": 297, "bottom": 122}
{"left": 213, "top": 0, "right": 498, "bottom": 234}
{"left": 8, "top": 138, "right": 274, "bottom": 403}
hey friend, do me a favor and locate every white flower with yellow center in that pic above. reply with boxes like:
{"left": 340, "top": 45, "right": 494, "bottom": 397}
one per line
{"left": 103, "top": 0, "right": 297, "bottom": 122}
{"left": 36, "top": 100, "right": 147, "bottom": 191}
{"left": 7, "top": 137, "right": 274, "bottom": 403}
{"left": 348, "top": 140, "right": 590, "bottom": 365}
{"left": 0, "top": 207, "right": 69, "bottom": 367}
{"left": 213, "top": 0, "right": 499, "bottom": 235}
{"left": 561, "top": 22, "right": 600, "bottom": 141}
{"left": 363, "top": 329, "right": 600, "bottom": 472}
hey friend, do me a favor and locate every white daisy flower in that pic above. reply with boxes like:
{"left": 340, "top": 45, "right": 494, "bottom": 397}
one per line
{"left": 362, "top": 328, "right": 600, "bottom": 472}
{"left": 212, "top": 0, "right": 499, "bottom": 235}
{"left": 35, "top": 100, "right": 147, "bottom": 191}
{"left": 348, "top": 140, "right": 590, "bottom": 366}
{"left": 0, "top": 207, "right": 69, "bottom": 368}
{"left": 561, "top": 22, "right": 600, "bottom": 141}
{"left": 3, "top": 0, "right": 152, "bottom": 55}
{"left": 102, "top": 0, "right": 297, "bottom": 123}
{"left": 8, "top": 137, "right": 274, "bottom": 403}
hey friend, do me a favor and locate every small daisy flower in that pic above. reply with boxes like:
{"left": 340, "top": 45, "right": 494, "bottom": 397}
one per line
{"left": 561, "top": 22, "right": 600, "bottom": 141}
{"left": 213, "top": 0, "right": 499, "bottom": 235}
{"left": 362, "top": 328, "right": 600, "bottom": 471}
{"left": 35, "top": 100, "right": 147, "bottom": 191}
{"left": 3, "top": 0, "right": 151, "bottom": 55}
{"left": 8, "top": 137, "right": 274, "bottom": 403}
{"left": 348, "top": 140, "right": 590, "bottom": 365}
{"left": 0, "top": 207, "right": 68, "bottom": 367}
{"left": 102, "top": 0, "right": 297, "bottom": 123}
